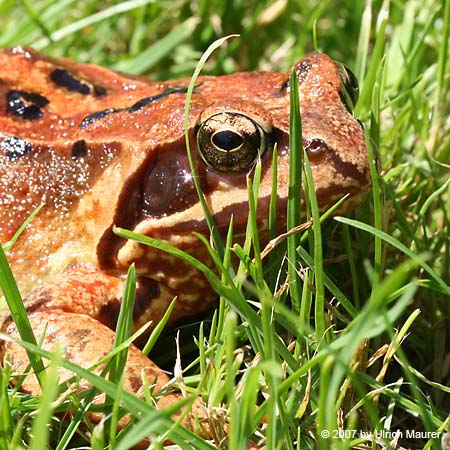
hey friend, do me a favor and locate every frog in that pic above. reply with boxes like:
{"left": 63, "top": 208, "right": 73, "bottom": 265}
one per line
{"left": 0, "top": 46, "right": 370, "bottom": 424}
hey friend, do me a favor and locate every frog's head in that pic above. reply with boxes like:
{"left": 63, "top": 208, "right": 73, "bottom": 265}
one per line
{"left": 0, "top": 48, "right": 370, "bottom": 303}
{"left": 116, "top": 52, "right": 370, "bottom": 269}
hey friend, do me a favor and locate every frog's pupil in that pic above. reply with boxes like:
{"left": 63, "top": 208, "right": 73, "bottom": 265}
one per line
{"left": 212, "top": 130, "right": 243, "bottom": 151}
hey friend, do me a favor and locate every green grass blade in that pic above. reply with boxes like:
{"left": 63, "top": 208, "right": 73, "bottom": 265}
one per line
{"left": 0, "top": 364, "right": 13, "bottom": 449}
{"left": 334, "top": 216, "right": 450, "bottom": 295}
{"left": 141, "top": 296, "right": 177, "bottom": 355}
{"left": 183, "top": 35, "right": 238, "bottom": 263}
{"left": 355, "top": 0, "right": 371, "bottom": 82}
{"left": 33, "top": 0, "right": 156, "bottom": 49}
{"left": 0, "top": 332, "right": 216, "bottom": 449}
{"left": 287, "top": 68, "right": 303, "bottom": 314}
{"left": 113, "top": 18, "right": 199, "bottom": 74}
{"left": 2, "top": 204, "right": 44, "bottom": 253}
{"left": 355, "top": 1, "right": 388, "bottom": 118}
{"left": 303, "top": 153, "right": 326, "bottom": 340}
{"left": 110, "top": 264, "right": 136, "bottom": 384}
{"left": 0, "top": 246, "right": 44, "bottom": 385}
{"left": 29, "top": 349, "right": 61, "bottom": 450}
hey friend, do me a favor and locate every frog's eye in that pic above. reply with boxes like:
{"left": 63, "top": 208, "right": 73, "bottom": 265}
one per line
{"left": 196, "top": 112, "right": 271, "bottom": 172}
{"left": 336, "top": 63, "right": 359, "bottom": 112}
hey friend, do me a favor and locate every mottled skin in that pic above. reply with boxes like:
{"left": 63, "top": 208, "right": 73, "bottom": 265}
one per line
{"left": 0, "top": 47, "right": 370, "bottom": 417}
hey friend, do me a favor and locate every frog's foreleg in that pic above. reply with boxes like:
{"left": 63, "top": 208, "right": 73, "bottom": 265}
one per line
{"left": 0, "top": 266, "right": 207, "bottom": 430}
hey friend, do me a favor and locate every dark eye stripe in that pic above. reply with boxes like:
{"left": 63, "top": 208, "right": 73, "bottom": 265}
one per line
{"left": 80, "top": 86, "right": 189, "bottom": 128}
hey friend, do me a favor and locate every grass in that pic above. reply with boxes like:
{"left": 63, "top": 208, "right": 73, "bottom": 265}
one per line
{"left": 0, "top": 0, "right": 449, "bottom": 449}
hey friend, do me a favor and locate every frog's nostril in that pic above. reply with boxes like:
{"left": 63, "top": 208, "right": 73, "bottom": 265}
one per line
{"left": 304, "top": 137, "right": 330, "bottom": 162}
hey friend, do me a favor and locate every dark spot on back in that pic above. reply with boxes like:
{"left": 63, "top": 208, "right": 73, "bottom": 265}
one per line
{"left": 128, "top": 87, "right": 187, "bottom": 112}
{"left": 72, "top": 140, "right": 87, "bottom": 159}
{"left": 50, "top": 68, "right": 107, "bottom": 97}
{"left": 0, "top": 136, "right": 32, "bottom": 159}
{"left": 50, "top": 68, "right": 90, "bottom": 94}
{"left": 80, "top": 86, "right": 189, "bottom": 128}
{"left": 7, "top": 90, "right": 49, "bottom": 120}
{"left": 80, "top": 108, "right": 116, "bottom": 128}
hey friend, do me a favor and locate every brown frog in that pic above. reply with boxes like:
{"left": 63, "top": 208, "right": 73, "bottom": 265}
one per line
{"left": 0, "top": 47, "right": 370, "bottom": 421}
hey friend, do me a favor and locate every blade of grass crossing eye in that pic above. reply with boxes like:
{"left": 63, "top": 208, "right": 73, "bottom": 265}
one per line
{"left": 287, "top": 68, "right": 303, "bottom": 314}
{"left": 183, "top": 35, "right": 238, "bottom": 262}
{"left": 303, "top": 153, "right": 326, "bottom": 340}
{"left": 0, "top": 246, "right": 44, "bottom": 385}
